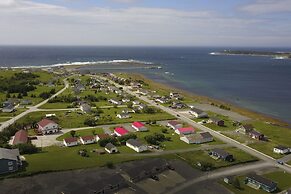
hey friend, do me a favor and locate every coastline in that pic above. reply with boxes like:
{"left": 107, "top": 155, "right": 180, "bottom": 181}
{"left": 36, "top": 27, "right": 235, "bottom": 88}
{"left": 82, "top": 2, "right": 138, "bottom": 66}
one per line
{"left": 122, "top": 72, "right": 290, "bottom": 127}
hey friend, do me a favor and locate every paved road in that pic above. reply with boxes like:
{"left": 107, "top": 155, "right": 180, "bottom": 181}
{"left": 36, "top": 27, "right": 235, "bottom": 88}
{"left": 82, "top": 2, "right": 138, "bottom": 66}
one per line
{"left": 167, "top": 161, "right": 272, "bottom": 194}
{"left": 0, "top": 79, "right": 69, "bottom": 132}
{"left": 99, "top": 75, "right": 291, "bottom": 174}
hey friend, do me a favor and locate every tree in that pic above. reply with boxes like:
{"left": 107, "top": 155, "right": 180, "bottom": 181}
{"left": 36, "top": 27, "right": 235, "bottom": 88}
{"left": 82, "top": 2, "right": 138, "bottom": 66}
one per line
{"left": 98, "top": 137, "right": 117, "bottom": 147}
{"left": 15, "top": 143, "right": 39, "bottom": 154}
{"left": 106, "top": 161, "right": 114, "bottom": 169}
{"left": 117, "top": 134, "right": 137, "bottom": 145}
{"left": 91, "top": 129, "right": 96, "bottom": 135}
{"left": 70, "top": 130, "right": 76, "bottom": 137}
{"left": 162, "top": 128, "right": 168, "bottom": 134}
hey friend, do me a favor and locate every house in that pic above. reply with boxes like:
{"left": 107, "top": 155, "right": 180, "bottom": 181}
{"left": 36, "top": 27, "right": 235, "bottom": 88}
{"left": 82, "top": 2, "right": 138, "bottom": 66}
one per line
{"left": 80, "top": 136, "right": 95, "bottom": 145}
{"left": 156, "top": 97, "right": 169, "bottom": 104}
{"left": 0, "top": 148, "right": 22, "bottom": 174}
{"left": 273, "top": 145, "right": 290, "bottom": 154}
{"left": 96, "top": 133, "right": 110, "bottom": 142}
{"left": 245, "top": 173, "right": 277, "bottom": 193}
{"left": 12, "top": 130, "right": 28, "bottom": 145}
{"left": 114, "top": 127, "right": 129, "bottom": 136}
{"left": 45, "top": 113, "right": 56, "bottom": 118}
{"left": 171, "top": 101, "right": 186, "bottom": 109}
{"left": 105, "top": 143, "right": 118, "bottom": 154}
{"left": 137, "top": 89, "right": 148, "bottom": 95}
{"left": 210, "top": 148, "right": 234, "bottom": 162}
{"left": 136, "top": 104, "right": 147, "bottom": 110}
{"left": 238, "top": 124, "right": 254, "bottom": 134}
{"left": 37, "top": 118, "right": 59, "bottom": 135}
{"left": 116, "top": 113, "right": 131, "bottom": 119}
{"left": 209, "top": 117, "right": 225, "bottom": 126}
{"left": 122, "top": 98, "right": 130, "bottom": 103}
{"left": 121, "top": 158, "right": 171, "bottom": 183}
{"left": 248, "top": 130, "right": 264, "bottom": 140}
{"left": 109, "top": 99, "right": 122, "bottom": 105}
{"left": 132, "top": 122, "right": 148, "bottom": 132}
{"left": 132, "top": 100, "right": 140, "bottom": 105}
{"left": 2, "top": 104, "right": 15, "bottom": 113}
{"left": 189, "top": 108, "right": 208, "bottom": 118}
{"left": 126, "top": 139, "right": 148, "bottom": 153}
{"left": 122, "top": 109, "right": 135, "bottom": 114}
{"left": 167, "top": 121, "right": 183, "bottom": 130}
{"left": 75, "top": 83, "right": 85, "bottom": 91}
{"left": 175, "top": 127, "right": 195, "bottom": 135}
{"left": 180, "top": 132, "right": 213, "bottom": 144}
{"left": 80, "top": 103, "right": 91, "bottom": 113}
{"left": 63, "top": 137, "right": 78, "bottom": 147}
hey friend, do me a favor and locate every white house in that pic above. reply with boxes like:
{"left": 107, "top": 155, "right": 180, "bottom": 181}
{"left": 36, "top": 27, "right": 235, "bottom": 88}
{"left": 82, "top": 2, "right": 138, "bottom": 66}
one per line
{"left": 105, "top": 143, "right": 118, "bottom": 154}
{"left": 132, "top": 100, "right": 140, "bottom": 105}
{"left": 80, "top": 103, "right": 91, "bottom": 113}
{"left": 273, "top": 146, "right": 290, "bottom": 154}
{"left": 189, "top": 108, "right": 208, "bottom": 118}
{"left": 126, "top": 139, "right": 148, "bottom": 153}
{"left": 109, "top": 99, "right": 122, "bottom": 105}
{"left": 132, "top": 122, "right": 148, "bottom": 132}
{"left": 63, "top": 137, "right": 78, "bottom": 147}
{"left": 122, "top": 98, "right": 130, "bottom": 103}
{"left": 80, "top": 136, "right": 95, "bottom": 145}
{"left": 117, "top": 113, "right": 131, "bottom": 119}
{"left": 45, "top": 113, "right": 56, "bottom": 118}
{"left": 167, "top": 121, "right": 183, "bottom": 130}
{"left": 37, "top": 118, "right": 59, "bottom": 135}
{"left": 137, "top": 89, "right": 148, "bottom": 96}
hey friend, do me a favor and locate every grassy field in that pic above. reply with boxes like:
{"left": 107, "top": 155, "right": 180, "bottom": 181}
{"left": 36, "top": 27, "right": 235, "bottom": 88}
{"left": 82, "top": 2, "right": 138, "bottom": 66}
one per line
{"left": 56, "top": 128, "right": 104, "bottom": 141}
{"left": 0, "top": 117, "right": 11, "bottom": 122}
{"left": 15, "top": 107, "right": 175, "bottom": 129}
{"left": 176, "top": 147, "right": 258, "bottom": 170}
{"left": 221, "top": 171, "right": 291, "bottom": 194}
{"left": 22, "top": 144, "right": 148, "bottom": 175}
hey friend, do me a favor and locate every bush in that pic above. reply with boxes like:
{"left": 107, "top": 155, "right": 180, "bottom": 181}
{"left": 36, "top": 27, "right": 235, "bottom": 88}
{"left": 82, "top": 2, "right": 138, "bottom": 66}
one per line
{"left": 84, "top": 118, "right": 97, "bottom": 126}
{"left": 144, "top": 133, "right": 168, "bottom": 145}
{"left": 98, "top": 137, "right": 117, "bottom": 147}
{"left": 14, "top": 143, "right": 40, "bottom": 155}
{"left": 106, "top": 161, "right": 114, "bottom": 169}
{"left": 117, "top": 134, "right": 137, "bottom": 145}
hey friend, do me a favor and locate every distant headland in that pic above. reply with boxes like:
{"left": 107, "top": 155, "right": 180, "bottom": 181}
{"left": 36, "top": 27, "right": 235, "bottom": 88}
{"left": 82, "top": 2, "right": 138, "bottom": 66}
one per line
{"left": 209, "top": 50, "right": 291, "bottom": 59}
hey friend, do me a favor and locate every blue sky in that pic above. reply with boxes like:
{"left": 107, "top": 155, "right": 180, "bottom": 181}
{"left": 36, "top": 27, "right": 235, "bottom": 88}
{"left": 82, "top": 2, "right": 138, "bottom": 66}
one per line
{"left": 0, "top": 0, "right": 291, "bottom": 47}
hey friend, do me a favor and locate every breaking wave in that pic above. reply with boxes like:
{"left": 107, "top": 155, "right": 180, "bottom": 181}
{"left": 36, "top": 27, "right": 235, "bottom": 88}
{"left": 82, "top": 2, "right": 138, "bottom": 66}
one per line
{"left": 0, "top": 59, "right": 154, "bottom": 69}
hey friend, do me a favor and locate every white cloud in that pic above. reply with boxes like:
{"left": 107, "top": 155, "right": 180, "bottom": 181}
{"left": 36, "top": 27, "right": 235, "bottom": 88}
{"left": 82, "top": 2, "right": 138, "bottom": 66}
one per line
{"left": 241, "top": 0, "right": 291, "bottom": 14}
{"left": 0, "top": 0, "right": 290, "bottom": 46}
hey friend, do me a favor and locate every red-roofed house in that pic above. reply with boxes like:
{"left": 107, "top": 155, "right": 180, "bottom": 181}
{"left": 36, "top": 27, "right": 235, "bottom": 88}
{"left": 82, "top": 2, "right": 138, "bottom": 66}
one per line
{"left": 63, "top": 137, "right": 78, "bottom": 147}
{"left": 12, "top": 130, "right": 28, "bottom": 145}
{"left": 114, "top": 127, "right": 129, "bottom": 137}
{"left": 80, "top": 136, "right": 95, "bottom": 145}
{"left": 37, "top": 118, "right": 59, "bottom": 135}
{"left": 132, "top": 122, "right": 148, "bottom": 132}
{"left": 95, "top": 134, "right": 110, "bottom": 142}
{"left": 175, "top": 127, "right": 195, "bottom": 135}
{"left": 167, "top": 121, "right": 183, "bottom": 130}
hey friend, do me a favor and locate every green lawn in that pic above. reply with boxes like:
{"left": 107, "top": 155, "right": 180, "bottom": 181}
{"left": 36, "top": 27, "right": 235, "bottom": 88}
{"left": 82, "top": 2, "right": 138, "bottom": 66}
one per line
{"left": 248, "top": 142, "right": 284, "bottom": 159}
{"left": 176, "top": 147, "right": 258, "bottom": 170}
{"left": 0, "top": 117, "right": 11, "bottom": 122}
{"left": 221, "top": 171, "right": 291, "bottom": 194}
{"left": 22, "top": 144, "right": 148, "bottom": 175}
{"left": 56, "top": 128, "right": 104, "bottom": 141}
{"left": 40, "top": 102, "right": 73, "bottom": 109}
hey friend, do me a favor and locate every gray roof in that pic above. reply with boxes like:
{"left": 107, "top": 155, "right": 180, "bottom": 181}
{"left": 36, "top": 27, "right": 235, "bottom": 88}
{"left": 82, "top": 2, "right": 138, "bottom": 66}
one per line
{"left": 0, "top": 148, "right": 20, "bottom": 161}
{"left": 242, "top": 124, "right": 254, "bottom": 130}
{"left": 274, "top": 145, "right": 289, "bottom": 150}
{"left": 200, "top": 132, "right": 213, "bottom": 139}
{"left": 210, "top": 117, "right": 223, "bottom": 122}
{"left": 126, "top": 139, "right": 143, "bottom": 147}
{"left": 190, "top": 108, "right": 205, "bottom": 114}
{"left": 246, "top": 173, "right": 277, "bottom": 189}
{"left": 212, "top": 148, "right": 232, "bottom": 159}
{"left": 105, "top": 143, "right": 116, "bottom": 150}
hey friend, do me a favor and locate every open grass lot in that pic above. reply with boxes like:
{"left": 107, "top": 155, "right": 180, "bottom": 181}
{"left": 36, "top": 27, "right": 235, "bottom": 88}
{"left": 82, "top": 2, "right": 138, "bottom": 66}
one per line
{"left": 22, "top": 144, "right": 148, "bottom": 175}
{"left": 221, "top": 171, "right": 291, "bottom": 194}
{"left": 56, "top": 128, "right": 104, "bottom": 141}
{"left": 16, "top": 107, "right": 175, "bottom": 129}
{"left": 202, "top": 112, "right": 237, "bottom": 132}
{"left": 40, "top": 102, "right": 72, "bottom": 109}
{"left": 244, "top": 121, "right": 291, "bottom": 159}
{"left": 176, "top": 147, "right": 258, "bottom": 170}
{"left": 0, "top": 117, "right": 11, "bottom": 122}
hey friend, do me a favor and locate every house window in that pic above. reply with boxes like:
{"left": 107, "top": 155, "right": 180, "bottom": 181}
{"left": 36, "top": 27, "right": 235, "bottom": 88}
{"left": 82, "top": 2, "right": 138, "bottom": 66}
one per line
{"left": 8, "top": 161, "right": 13, "bottom": 166}
{"left": 8, "top": 166, "right": 14, "bottom": 171}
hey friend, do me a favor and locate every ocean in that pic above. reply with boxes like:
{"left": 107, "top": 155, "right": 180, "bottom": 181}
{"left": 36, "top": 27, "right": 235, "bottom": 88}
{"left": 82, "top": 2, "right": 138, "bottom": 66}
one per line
{"left": 0, "top": 46, "right": 290, "bottom": 123}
